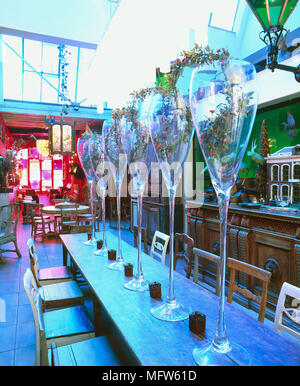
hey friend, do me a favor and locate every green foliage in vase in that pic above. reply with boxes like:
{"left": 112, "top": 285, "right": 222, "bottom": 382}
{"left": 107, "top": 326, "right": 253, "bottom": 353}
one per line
{"left": 200, "top": 74, "right": 254, "bottom": 164}
{"left": 111, "top": 44, "right": 231, "bottom": 160}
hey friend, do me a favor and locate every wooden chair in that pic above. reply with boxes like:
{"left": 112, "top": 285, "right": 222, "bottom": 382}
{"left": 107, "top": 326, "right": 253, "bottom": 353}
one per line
{"left": 78, "top": 201, "right": 101, "bottom": 231}
{"left": 174, "top": 233, "right": 194, "bottom": 279}
{"left": 0, "top": 203, "right": 21, "bottom": 261}
{"left": 150, "top": 231, "right": 170, "bottom": 265}
{"left": 59, "top": 205, "right": 79, "bottom": 234}
{"left": 274, "top": 282, "right": 300, "bottom": 339}
{"left": 26, "top": 264, "right": 84, "bottom": 312}
{"left": 30, "top": 203, "right": 55, "bottom": 241}
{"left": 27, "top": 238, "right": 73, "bottom": 285}
{"left": 193, "top": 248, "right": 220, "bottom": 294}
{"left": 227, "top": 257, "right": 271, "bottom": 323}
{"left": 49, "top": 338, "right": 121, "bottom": 366}
{"left": 23, "top": 269, "right": 95, "bottom": 366}
{"left": 133, "top": 225, "right": 148, "bottom": 255}
{"left": 68, "top": 224, "right": 93, "bottom": 234}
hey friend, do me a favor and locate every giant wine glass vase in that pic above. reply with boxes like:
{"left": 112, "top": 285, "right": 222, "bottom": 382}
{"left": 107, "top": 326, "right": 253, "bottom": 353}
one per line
{"left": 148, "top": 91, "right": 194, "bottom": 321}
{"left": 190, "top": 59, "right": 258, "bottom": 365}
{"left": 120, "top": 101, "right": 152, "bottom": 291}
{"left": 77, "top": 136, "right": 97, "bottom": 246}
{"left": 103, "top": 119, "right": 128, "bottom": 270}
{"left": 89, "top": 134, "right": 110, "bottom": 256}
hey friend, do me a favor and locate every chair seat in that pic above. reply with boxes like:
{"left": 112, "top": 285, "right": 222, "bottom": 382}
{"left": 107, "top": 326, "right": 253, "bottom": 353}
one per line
{"left": 44, "top": 305, "right": 95, "bottom": 340}
{"left": 34, "top": 219, "right": 54, "bottom": 225}
{"left": 34, "top": 216, "right": 51, "bottom": 221}
{"left": 40, "top": 280, "right": 84, "bottom": 310}
{"left": 38, "top": 266, "right": 73, "bottom": 282}
{"left": 49, "top": 336, "right": 121, "bottom": 366}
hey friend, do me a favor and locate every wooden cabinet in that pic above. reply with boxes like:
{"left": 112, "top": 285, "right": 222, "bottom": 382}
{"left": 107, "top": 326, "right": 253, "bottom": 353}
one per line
{"left": 131, "top": 197, "right": 184, "bottom": 246}
{"left": 186, "top": 201, "right": 300, "bottom": 321}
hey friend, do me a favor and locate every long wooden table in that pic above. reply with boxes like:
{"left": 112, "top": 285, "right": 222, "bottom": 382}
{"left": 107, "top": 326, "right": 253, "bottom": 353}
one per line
{"left": 60, "top": 232, "right": 300, "bottom": 366}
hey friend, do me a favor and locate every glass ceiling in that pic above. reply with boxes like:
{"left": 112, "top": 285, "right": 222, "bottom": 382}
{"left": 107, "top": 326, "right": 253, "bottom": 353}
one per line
{"left": 209, "top": 0, "right": 239, "bottom": 31}
{"left": 1, "top": 0, "right": 239, "bottom": 108}
{"left": 1, "top": 34, "right": 96, "bottom": 107}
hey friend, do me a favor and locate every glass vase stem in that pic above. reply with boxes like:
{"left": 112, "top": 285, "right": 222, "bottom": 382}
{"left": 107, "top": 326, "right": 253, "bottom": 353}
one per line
{"left": 116, "top": 178, "right": 123, "bottom": 261}
{"left": 101, "top": 189, "right": 107, "bottom": 250}
{"left": 136, "top": 187, "right": 144, "bottom": 279}
{"left": 213, "top": 191, "right": 230, "bottom": 353}
{"left": 167, "top": 187, "right": 176, "bottom": 304}
{"left": 90, "top": 180, "right": 96, "bottom": 241}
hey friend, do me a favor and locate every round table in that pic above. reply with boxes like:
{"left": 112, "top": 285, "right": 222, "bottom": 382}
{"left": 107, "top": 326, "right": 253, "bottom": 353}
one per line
{"left": 42, "top": 205, "right": 90, "bottom": 215}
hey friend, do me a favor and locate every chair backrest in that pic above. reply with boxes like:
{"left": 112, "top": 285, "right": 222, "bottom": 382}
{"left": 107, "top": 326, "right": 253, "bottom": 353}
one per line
{"left": 27, "top": 238, "right": 41, "bottom": 287}
{"left": 193, "top": 247, "right": 220, "bottom": 294}
{"left": 68, "top": 224, "right": 93, "bottom": 234}
{"left": 23, "top": 268, "right": 42, "bottom": 365}
{"left": 174, "top": 233, "right": 194, "bottom": 278}
{"left": 227, "top": 257, "right": 271, "bottom": 323}
{"left": 274, "top": 282, "right": 300, "bottom": 339}
{"left": 53, "top": 198, "right": 70, "bottom": 203}
{"left": 0, "top": 203, "right": 20, "bottom": 236}
{"left": 29, "top": 203, "right": 44, "bottom": 222}
{"left": 133, "top": 226, "right": 148, "bottom": 255}
{"left": 150, "top": 231, "right": 170, "bottom": 265}
{"left": 60, "top": 207, "right": 78, "bottom": 223}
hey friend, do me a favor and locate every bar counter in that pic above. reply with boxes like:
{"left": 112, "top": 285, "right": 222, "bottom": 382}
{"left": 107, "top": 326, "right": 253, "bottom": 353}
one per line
{"left": 186, "top": 200, "right": 300, "bottom": 321}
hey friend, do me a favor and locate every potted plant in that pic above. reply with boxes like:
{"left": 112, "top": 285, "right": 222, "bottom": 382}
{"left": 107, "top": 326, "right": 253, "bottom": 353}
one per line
{"left": 0, "top": 149, "right": 16, "bottom": 193}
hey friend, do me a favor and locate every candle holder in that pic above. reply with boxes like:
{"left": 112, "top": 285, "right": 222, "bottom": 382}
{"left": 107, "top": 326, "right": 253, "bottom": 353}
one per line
{"left": 108, "top": 249, "right": 116, "bottom": 260}
{"left": 149, "top": 282, "right": 161, "bottom": 300}
{"left": 97, "top": 240, "right": 103, "bottom": 250}
{"left": 124, "top": 263, "right": 134, "bottom": 277}
{"left": 189, "top": 312, "right": 206, "bottom": 336}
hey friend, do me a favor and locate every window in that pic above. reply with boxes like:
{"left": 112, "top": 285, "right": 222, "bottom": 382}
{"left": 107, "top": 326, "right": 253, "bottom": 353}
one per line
{"left": 282, "top": 164, "right": 290, "bottom": 181}
{"left": 293, "top": 185, "right": 300, "bottom": 203}
{"left": 272, "top": 165, "right": 279, "bottom": 181}
{"left": 2, "top": 35, "right": 96, "bottom": 106}
{"left": 281, "top": 185, "right": 289, "bottom": 200}
{"left": 294, "top": 164, "right": 300, "bottom": 180}
{"left": 271, "top": 184, "right": 278, "bottom": 200}
{"left": 209, "top": 0, "right": 239, "bottom": 31}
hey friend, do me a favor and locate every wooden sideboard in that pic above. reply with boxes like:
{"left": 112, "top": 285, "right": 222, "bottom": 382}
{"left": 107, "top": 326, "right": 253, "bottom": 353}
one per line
{"left": 186, "top": 200, "right": 300, "bottom": 322}
{"left": 131, "top": 197, "right": 184, "bottom": 246}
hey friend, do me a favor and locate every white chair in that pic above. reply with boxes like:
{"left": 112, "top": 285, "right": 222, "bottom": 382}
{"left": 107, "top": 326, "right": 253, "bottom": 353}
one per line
{"left": 150, "top": 231, "right": 170, "bottom": 265}
{"left": 274, "top": 282, "right": 300, "bottom": 339}
{"left": 23, "top": 269, "right": 95, "bottom": 366}
{"left": 27, "top": 238, "right": 73, "bottom": 286}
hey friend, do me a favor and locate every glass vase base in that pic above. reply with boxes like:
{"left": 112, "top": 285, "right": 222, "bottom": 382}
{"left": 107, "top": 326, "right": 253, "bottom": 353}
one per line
{"left": 107, "top": 260, "right": 126, "bottom": 271}
{"left": 93, "top": 247, "right": 108, "bottom": 256}
{"left": 83, "top": 239, "right": 97, "bottom": 246}
{"left": 124, "top": 277, "right": 149, "bottom": 292}
{"left": 193, "top": 341, "right": 252, "bottom": 366}
{"left": 150, "top": 300, "right": 189, "bottom": 322}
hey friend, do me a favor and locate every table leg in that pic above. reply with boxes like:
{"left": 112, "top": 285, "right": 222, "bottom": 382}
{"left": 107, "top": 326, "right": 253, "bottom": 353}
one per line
{"left": 92, "top": 294, "right": 102, "bottom": 337}
{"left": 62, "top": 244, "right": 68, "bottom": 266}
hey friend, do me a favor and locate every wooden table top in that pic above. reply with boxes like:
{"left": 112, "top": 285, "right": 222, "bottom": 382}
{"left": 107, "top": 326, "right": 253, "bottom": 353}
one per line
{"left": 42, "top": 205, "right": 89, "bottom": 214}
{"left": 60, "top": 232, "right": 300, "bottom": 366}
